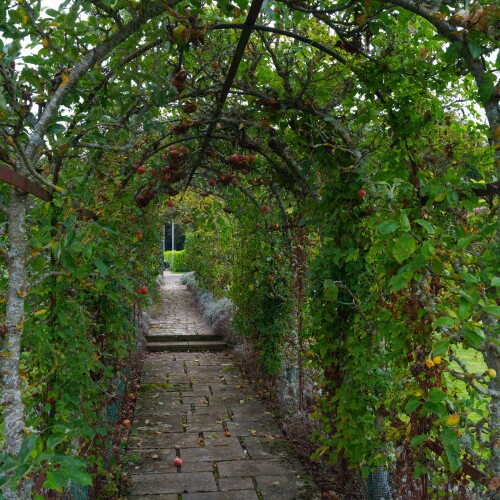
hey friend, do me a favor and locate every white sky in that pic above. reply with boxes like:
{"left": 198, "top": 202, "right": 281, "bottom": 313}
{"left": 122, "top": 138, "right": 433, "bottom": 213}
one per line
{"left": 41, "top": 0, "right": 62, "bottom": 9}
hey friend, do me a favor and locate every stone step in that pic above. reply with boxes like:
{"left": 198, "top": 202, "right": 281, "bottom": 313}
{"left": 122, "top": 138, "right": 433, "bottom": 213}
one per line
{"left": 147, "top": 333, "right": 222, "bottom": 342}
{"left": 146, "top": 340, "right": 228, "bottom": 353}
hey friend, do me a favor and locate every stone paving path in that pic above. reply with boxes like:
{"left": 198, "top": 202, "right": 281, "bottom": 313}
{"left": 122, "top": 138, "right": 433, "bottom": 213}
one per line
{"left": 122, "top": 273, "right": 321, "bottom": 499}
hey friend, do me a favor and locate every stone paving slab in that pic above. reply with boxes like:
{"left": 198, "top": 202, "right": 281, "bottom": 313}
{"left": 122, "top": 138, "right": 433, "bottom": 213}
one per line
{"left": 126, "top": 471, "right": 218, "bottom": 495}
{"left": 182, "top": 492, "right": 259, "bottom": 500}
{"left": 122, "top": 274, "right": 320, "bottom": 499}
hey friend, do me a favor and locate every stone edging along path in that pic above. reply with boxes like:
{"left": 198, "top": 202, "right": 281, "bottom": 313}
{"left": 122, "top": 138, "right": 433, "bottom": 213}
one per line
{"left": 121, "top": 274, "right": 321, "bottom": 499}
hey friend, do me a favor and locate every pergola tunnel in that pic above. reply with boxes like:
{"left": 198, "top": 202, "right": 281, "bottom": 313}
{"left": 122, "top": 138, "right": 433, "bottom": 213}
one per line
{"left": 0, "top": 0, "right": 498, "bottom": 498}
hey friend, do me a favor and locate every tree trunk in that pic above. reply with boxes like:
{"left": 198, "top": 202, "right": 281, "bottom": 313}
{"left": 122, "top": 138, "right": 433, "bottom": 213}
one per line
{"left": 2, "top": 188, "right": 30, "bottom": 498}
{"left": 483, "top": 344, "right": 500, "bottom": 478}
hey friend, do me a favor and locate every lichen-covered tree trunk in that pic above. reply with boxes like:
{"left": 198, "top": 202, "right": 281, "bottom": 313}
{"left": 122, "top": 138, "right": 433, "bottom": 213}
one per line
{"left": 1, "top": 188, "right": 30, "bottom": 498}
{"left": 484, "top": 344, "right": 500, "bottom": 478}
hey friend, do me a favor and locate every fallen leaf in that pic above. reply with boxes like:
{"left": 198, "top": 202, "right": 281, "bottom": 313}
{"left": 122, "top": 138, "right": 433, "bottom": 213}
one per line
{"left": 489, "top": 476, "right": 500, "bottom": 490}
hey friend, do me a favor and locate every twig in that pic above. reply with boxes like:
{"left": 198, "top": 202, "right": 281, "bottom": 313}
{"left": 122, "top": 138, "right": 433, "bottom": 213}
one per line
{"left": 27, "top": 271, "right": 68, "bottom": 292}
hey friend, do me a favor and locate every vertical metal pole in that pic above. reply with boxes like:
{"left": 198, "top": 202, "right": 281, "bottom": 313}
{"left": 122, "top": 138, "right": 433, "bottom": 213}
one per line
{"left": 162, "top": 224, "right": 166, "bottom": 272}
{"left": 171, "top": 221, "right": 175, "bottom": 270}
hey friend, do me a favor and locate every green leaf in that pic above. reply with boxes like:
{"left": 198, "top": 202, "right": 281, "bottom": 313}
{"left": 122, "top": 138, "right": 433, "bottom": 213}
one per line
{"left": 47, "top": 124, "right": 66, "bottom": 135}
{"left": 441, "top": 428, "right": 461, "bottom": 472}
{"left": 415, "top": 219, "right": 434, "bottom": 235}
{"left": 432, "top": 259, "right": 445, "bottom": 275}
{"left": 400, "top": 213, "right": 410, "bottom": 232}
{"left": 392, "top": 234, "right": 416, "bottom": 264}
{"left": 47, "top": 434, "right": 66, "bottom": 450}
{"left": 43, "top": 470, "right": 67, "bottom": 491}
{"left": 18, "top": 435, "right": 40, "bottom": 464}
{"left": 421, "top": 240, "right": 435, "bottom": 259}
{"left": 468, "top": 41, "right": 482, "bottom": 59}
{"left": 462, "top": 327, "right": 484, "bottom": 348}
{"left": 484, "top": 305, "right": 500, "bottom": 317}
{"left": 458, "top": 298, "right": 473, "bottom": 320}
{"left": 7, "top": 38, "right": 22, "bottom": 57}
{"left": 93, "top": 258, "right": 109, "bottom": 277}
{"left": 60, "top": 250, "right": 77, "bottom": 274}
{"left": 491, "top": 277, "right": 500, "bottom": 287}
{"left": 478, "top": 81, "right": 494, "bottom": 102}
{"left": 428, "top": 388, "right": 447, "bottom": 403}
{"left": 405, "top": 397, "right": 420, "bottom": 413}
{"left": 433, "top": 316, "right": 459, "bottom": 327}
{"left": 92, "top": 221, "right": 119, "bottom": 234}
{"left": 323, "top": 279, "right": 339, "bottom": 301}
{"left": 443, "top": 42, "right": 462, "bottom": 64}
{"left": 390, "top": 270, "right": 411, "bottom": 293}
{"left": 459, "top": 271, "right": 478, "bottom": 283}
{"left": 433, "top": 339, "right": 450, "bottom": 356}
{"left": 410, "top": 434, "right": 428, "bottom": 447}
{"left": 379, "top": 220, "right": 399, "bottom": 234}
{"left": 59, "top": 466, "right": 92, "bottom": 486}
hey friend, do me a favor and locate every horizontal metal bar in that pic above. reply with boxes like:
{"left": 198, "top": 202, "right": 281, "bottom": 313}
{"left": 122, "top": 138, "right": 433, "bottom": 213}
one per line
{"left": 0, "top": 165, "right": 52, "bottom": 201}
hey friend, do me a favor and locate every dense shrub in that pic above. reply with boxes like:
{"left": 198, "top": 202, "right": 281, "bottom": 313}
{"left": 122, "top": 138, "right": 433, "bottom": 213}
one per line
{"left": 164, "top": 250, "right": 188, "bottom": 272}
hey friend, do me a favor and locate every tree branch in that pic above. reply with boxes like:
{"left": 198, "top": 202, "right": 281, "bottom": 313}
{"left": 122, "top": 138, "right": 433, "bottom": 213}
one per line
{"left": 27, "top": 272, "right": 68, "bottom": 292}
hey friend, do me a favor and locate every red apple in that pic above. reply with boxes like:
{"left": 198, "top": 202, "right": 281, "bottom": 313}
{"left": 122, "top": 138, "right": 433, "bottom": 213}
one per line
{"left": 136, "top": 231, "right": 143, "bottom": 239}
{"left": 229, "top": 154, "right": 240, "bottom": 166}
{"left": 166, "top": 200, "right": 175, "bottom": 208}
{"left": 173, "top": 456, "right": 183, "bottom": 467}
{"left": 358, "top": 189, "right": 366, "bottom": 199}
{"left": 260, "top": 205, "right": 270, "bottom": 213}
{"left": 211, "top": 61, "right": 219, "bottom": 70}
{"left": 122, "top": 419, "right": 131, "bottom": 426}
{"left": 208, "top": 179, "right": 217, "bottom": 187}
{"left": 137, "top": 165, "right": 146, "bottom": 174}
{"left": 141, "top": 286, "right": 148, "bottom": 295}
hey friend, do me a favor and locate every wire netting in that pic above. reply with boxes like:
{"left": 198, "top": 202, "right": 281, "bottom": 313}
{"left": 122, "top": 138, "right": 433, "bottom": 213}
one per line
{"left": 368, "top": 467, "right": 392, "bottom": 500}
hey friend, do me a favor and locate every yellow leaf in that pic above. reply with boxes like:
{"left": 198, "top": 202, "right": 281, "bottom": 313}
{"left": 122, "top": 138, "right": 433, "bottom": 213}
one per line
{"left": 42, "top": 38, "right": 49, "bottom": 48}
{"left": 34, "top": 309, "right": 47, "bottom": 316}
{"left": 22, "top": 16, "right": 28, "bottom": 25}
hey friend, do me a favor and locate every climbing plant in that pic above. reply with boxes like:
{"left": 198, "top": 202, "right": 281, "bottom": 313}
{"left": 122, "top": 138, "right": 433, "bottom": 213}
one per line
{"left": 0, "top": 0, "right": 498, "bottom": 497}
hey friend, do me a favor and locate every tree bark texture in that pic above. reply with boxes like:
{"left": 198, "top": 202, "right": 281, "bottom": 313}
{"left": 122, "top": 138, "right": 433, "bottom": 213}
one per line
{"left": 2, "top": 189, "right": 28, "bottom": 456}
